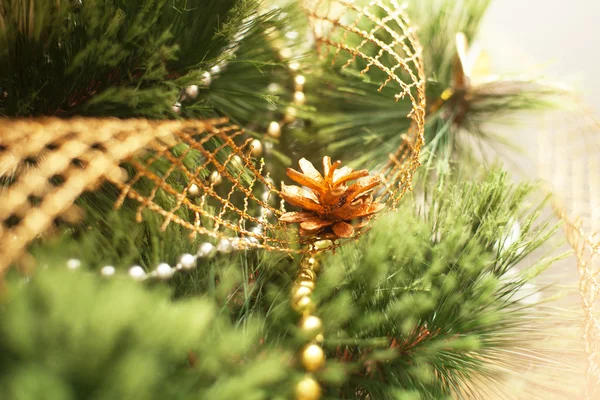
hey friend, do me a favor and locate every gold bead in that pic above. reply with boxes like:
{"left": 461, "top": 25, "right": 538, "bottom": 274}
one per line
{"left": 289, "top": 61, "right": 300, "bottom": 71}
{"left": 302, "top": 257, "right": 320, "bottom": 273}
{"left": 300, "top": 315, "right": 323, "bottom": 336}
{"left": 188, "top": 183, "right": 200, "bottom": 196}
{"left": 296, "top": 376, "right": 321, "bottom": 400}
{"left": 284, "top": 106, "right": 297, "bottom": 123}
{"left": 293, "top": 91, "right": 306, "bottom": 105}
{"left": 292, "top": 285, "right": 313, "bottom": 302}
{"left": 296, "top": 279, "right": 315, "bottom": 290}
{"left": 301, "top": 344, "right": 325, "bottom": 372}
{"left": 210, "top": 171, "right": 222, "bottom": 186}
{"left": 250, "top": 139, "right": 263, "bottom": 157}
{"left": 295, "top": 75, "right": 306, "bottom": 91}
{"left": 268, "top": 121, "right": 281, "bottom": 138}
{"left": 293, "top": 296, "right": 315, "bottom": 314}
{"left": 297, "top": 268, "right": 316, "bottom": 282}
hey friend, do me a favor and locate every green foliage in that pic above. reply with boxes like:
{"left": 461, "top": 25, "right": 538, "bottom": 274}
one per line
{"left": 0, "top": 0, "right": 295, "bottom": 123}
{"left": 0, "top": 269, "right": 292, "bottom": 400}
{"left": 309, "top": 169, "right": 559, "bottom": 399}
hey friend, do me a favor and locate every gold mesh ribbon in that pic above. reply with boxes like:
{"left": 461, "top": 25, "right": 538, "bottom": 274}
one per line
{"left": 0, "top": 117, "right": 297, "bottom": 277}
{"left": 537, "top": 105, "right": 600, "bottom": 398}
{"left": 0, "top": 0, "right": 425, "bottom": 274}
{"left": 301, "top": 0, "right": 426, "bottom": 206}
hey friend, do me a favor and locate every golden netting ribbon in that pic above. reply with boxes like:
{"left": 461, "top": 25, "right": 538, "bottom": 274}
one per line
{"left": 0, "top": 118, "right": 297, "bottom": 276}
{"left": 0, "top": 0, "right": 425, "bottom": 275}
{"left": 301, "top": 0, "right": 426, "bottom": 207}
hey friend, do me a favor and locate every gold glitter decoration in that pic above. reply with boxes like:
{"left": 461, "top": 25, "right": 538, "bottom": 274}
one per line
{"left": 537, "top": 106, "right": 600, "bottom": 398}
{"left": 0, "top": 117, "right": 300, "bottom": 277}
{"left": 301, "top": 0, "right": 426, "bottom": 208}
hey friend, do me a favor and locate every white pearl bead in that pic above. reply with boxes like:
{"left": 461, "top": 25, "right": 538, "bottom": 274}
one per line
{"left": 188, "top": 183, "right": 200, "bottom": 196}
{"left": 267, "top": 121, "right": 281, "bottom": 138}
{"left": 185, "top": 84, "right": 199, "bottom": 99}
{"left": 155, "top": 263, "right": 173, "bottom": 279}
{"left": 172, "top": 102, "right": 181, "bottom": 114}
{"left": 179, "top": 253, "right": 196, "bottom": 270}
{"left": 66, "top": 259, "right": 81, "bottom": 270}
{"left": 128, "top": 265, "right": 146, "bottom": 281}
{"left": 210, "top": 65, "right": 221, "bottom": 74}
{"left": 209, "top": 171, "right": 222, "bottom": 186}
{"left": 198, "top": 242, "right": 216, "bottom": 258}
{"left": 250, "top": 139, "right": 263, "bottom": 157}
{"left": 202, "top": 71, "right": 212, "bottom": 87}
{"left": 100, "top": 265, "right": 116, "bottom": 277}
{"left": 217, "top": 238, "right": 232, "bottom": 253}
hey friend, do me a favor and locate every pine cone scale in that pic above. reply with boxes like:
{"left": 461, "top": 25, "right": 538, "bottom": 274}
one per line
{"left": 279, "top": 157, "right": 385, "bottom": 239}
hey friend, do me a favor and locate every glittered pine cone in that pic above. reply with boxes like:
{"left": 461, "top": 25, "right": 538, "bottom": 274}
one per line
{"left": 279, "top": 156, "right": 384, "bottom": 239}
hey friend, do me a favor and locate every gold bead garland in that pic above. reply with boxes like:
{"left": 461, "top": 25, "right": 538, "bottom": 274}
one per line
{"left": 262, "top": 19, "right": 306, "bottom": 145}
{"left": 293, "top": 254, "right": 325, "bottom": 400}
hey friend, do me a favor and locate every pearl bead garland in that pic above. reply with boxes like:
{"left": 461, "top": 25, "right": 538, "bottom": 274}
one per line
{"left": 179, "top": 253, "right": 196, "bottom": 270}
{"left": 155, "top": 263, "right": 173, "bottom": 279}
{"left": 128, "top": 265, "right": 146, "bottom": 280}
{"left": 66, "top": 258, "right": 81, "bottom": 270}
{"left": 100, "top": 265, "right": 116, "bottom": 277}
{"left": 64, "top": 231, "right": 265, "bottom": 282}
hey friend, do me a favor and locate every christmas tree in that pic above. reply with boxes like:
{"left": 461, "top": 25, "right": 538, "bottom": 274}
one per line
{"left": 0, "top": 1, "right": 587, "bottom": 399}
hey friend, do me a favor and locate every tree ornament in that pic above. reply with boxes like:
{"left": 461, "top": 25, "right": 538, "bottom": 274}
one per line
{"left": 284, "top": 106, "right": 297, "bottom": 123}
{"left": 155, "top": 263, "right": 173, "bottom": 279}
{"left": 301, "top": 344, "right": 325, "bottom": 372}
{"left": 179, "top": 253, "right": 196, "bottom": 270}
{"left": 295, "top": 75, "right": 306, "bottom": 91}
{"left": 267, "top": 121, "right": 282, "bottom": 138}
{"left": 250, "top": 139, "right": 263, "bottom": 157}
{"left": 100, "top": 265, "right": 116, "bottom": 277}
{"left": 188, "top": 183, "right": 200, "bottom": 197}
{"left": 293, "top": 296, "right": 315, "bottom": 314}
{"left": 172, "top": 102, "right": 182, "bottom": 114}
{"left": 295, "top": 376, "right": 321, "bottom": 400}
{"left": 216, "top": 238, "right": 232, "bottom": 253}
{"left": 293, "top": 91, "right": 306, "bottom": 105}
{"left": 198, "top": 242, "right": 216, "bottom": 258}
{"left": 66, "top": 259, "right": 81, "bottom": 270}
{"left": 292, "top": 285, "right": 313, "bottom": 302}
{"left": 297, "top": 279, "right": 316, "bottom": 290}
{"left": 201, "top": 71, "right": 212, "bottom": 87}
{"left": 185, "top": 85, "right": 199, "bottom": 100}
{"left": 128, "top": 265, "right": 146, "bottom": 281}
{"left": 279, "top": 157, "right": 384, "bottom": 239}
{"left": 209, "top": 171, "right": 222, "bottom": 186}
{"left": 300, "top": 315, "right": 323, "bottom": 337}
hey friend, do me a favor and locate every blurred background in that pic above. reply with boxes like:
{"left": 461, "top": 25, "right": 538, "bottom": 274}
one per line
{"left": 483, "top": 0, "right": 600, "bottom": 113}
